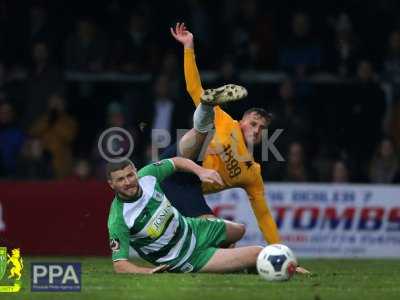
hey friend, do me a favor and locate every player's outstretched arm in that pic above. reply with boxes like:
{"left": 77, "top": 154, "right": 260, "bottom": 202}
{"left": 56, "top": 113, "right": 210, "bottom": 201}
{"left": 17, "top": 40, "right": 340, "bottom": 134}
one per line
{"left": 245, "top": 176, "right": 282, "bottom": 244}
{"left": 170, "top": 22, "right": 203, "bottom": 106}
{"left": 171, "top": 157, "right": 224, "bottom": 186}
{"left": 113, "top": 260, "right": 169, "bottom": 274}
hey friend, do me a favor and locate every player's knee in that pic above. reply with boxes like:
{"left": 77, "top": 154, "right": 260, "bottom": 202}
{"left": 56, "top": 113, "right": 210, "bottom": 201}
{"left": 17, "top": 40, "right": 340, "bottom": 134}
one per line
{"left": 235, "top": 223, "right": 246, "bottom": 239}
{"left": 224, "top": 220, "right": 246, "bottom": 242}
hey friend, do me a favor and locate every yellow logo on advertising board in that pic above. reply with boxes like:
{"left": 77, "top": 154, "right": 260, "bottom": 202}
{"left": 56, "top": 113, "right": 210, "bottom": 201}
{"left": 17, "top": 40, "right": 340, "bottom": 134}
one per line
{"left": 0, "top": 247, "right": 23, "bottom": 292}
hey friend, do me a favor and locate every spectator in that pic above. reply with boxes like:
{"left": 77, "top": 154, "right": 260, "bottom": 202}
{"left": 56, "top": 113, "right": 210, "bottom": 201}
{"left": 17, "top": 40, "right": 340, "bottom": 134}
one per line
{"left": 389, "top": 98, "right": 400, "bottom": 149}
{"left": 269, "top": 79, "right": 311, "bottom": 150}
{"left": 312, "top": 144, "right": 335, "bottom": 182}
{"left": 144, "top": 143, "right": 159, "bottom": 164}
{"left": 279, "top": 142, "right": 314, "bottom": 182}
{"left": 68, "top": 158, "right": 93, "bottom": 181}
{"left": 104, "top": 0, "right": 124, "bottom": 36}
{"left": 0, "top": 62, "right": 16, "bottom": 106}
{"left": 28, "top": 5, "right": 51, "bottom": 46}
{"left": 158, "top": 51, "right": 182, "bottom": 99}
{"left": 0, "top": 62, "right": 7, "bottom": 94}
{"left": 382, "top": 30, "right": 400, "bottom": 98}
{"left": 383, "top": 30, "right": 400, "bottom": 79}
{"left": 0, "top": 8, "right": 5, "bottom": 60}
{"left": 17, "top": 137, "right": 52, "bottom": 179}
{"left": 65, "top": 17, "right": 108, "bottom": 72}
{"left": 215, "top": 55, "right": 240, "bottom": 86}
{"left": 188, "top": 0, "right": 210, "bottom": 45}
{"left": 0, "top": 102, "right": 25, "bottom": 177}
{"left": 109, "top": 11, "right": 157, "bottom": 72}
{"left": 30, "top": 93, "right": 77, "bottom": 178}
{"left": 279, "top": 12, "right": 321, "bottom": 74}
{"left": 343, "top": 60, "right": 386, "bottom": 162}
{"left": 25, "top": 41, "right": 64, "bottom": 126}
{"left": 331, "top": 160, "right": 350, "bottom": 183}
{"left": 92, "top": 101, "right": 143, "bottom": 179}
{"left": 326, "top": 13, "right": 361, "bottom": 77}
{"left": 225, "top": 0, "right": 275, "bottom": 69}
{"left": 151, "top": 74, "right": 175, "bottom": 134}
{"left": 369, "top": 138, "right": 399, "bottom": 183}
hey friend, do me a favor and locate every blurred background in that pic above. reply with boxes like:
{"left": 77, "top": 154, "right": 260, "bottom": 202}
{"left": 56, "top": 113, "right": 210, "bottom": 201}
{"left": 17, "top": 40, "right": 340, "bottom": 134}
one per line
{"left": 2, "top": 0, "right": 400, "bottom": 183}
{"left": 1, "top": 0, "right": 400, "bottom": 257}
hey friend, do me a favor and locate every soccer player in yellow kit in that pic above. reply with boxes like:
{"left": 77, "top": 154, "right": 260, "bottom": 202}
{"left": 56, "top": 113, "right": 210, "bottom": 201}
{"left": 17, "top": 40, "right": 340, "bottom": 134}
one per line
{"left": 169, "top": 23, "right": 281, "bottom": 245}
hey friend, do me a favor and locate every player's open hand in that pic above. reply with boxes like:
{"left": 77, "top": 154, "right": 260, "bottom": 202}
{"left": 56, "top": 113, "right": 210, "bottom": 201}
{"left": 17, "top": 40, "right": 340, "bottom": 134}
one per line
{"left": 198, "top": 168, "right": 224, "bottom": 186}
{"left": 150, "top": 265, "right": 170, "bottom": 274}
{"left": 170, "top": 22, "right": 194, "bottom": 48}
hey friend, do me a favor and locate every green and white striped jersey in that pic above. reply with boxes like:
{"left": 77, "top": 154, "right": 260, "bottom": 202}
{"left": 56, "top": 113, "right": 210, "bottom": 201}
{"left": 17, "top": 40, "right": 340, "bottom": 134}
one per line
{"left": 108, "top": 159, "right": 196, "bottom": 270}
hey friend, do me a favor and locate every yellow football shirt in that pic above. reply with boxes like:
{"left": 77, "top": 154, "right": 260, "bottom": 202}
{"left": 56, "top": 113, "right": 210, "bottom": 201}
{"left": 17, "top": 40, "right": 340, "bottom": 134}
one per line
{"left": 184, "top": 48, "right": 281, "bottom": 244}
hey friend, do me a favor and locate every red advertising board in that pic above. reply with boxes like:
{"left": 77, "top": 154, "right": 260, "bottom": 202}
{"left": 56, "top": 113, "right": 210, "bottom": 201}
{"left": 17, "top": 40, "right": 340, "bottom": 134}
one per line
{"left": 0, "top": 180, "right": 114, "bottom": 256}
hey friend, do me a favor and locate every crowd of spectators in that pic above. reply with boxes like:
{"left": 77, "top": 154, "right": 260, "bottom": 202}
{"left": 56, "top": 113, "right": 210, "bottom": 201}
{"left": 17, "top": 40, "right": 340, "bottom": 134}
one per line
{"left": 1, "top": 0, "right": 400, "bottom": 183}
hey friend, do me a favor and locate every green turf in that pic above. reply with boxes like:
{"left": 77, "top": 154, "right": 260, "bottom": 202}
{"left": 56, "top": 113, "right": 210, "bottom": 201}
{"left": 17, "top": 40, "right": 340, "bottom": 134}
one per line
{"left": 1, "top": 257, "right": 400, "bottom": 300}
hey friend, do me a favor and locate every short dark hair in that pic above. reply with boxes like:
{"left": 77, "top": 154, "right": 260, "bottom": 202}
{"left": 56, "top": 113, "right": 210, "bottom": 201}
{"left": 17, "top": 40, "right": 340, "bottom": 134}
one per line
{"left": 106, "top": 159, "right": 135, "bottom": 180}
{"left": 243, "top": 107, "right": 272, "bottom": 121}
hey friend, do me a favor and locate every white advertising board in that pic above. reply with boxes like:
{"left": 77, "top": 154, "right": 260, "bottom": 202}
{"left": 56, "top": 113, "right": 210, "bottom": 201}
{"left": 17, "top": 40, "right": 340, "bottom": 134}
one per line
{"left": 205, "top": 184, "right": 400, "bottom": 258}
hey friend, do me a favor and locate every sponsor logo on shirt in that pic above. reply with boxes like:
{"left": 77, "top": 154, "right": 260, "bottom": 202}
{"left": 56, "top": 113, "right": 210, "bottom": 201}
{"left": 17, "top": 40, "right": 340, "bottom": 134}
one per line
{"left": 221, "top": 144, "right": 241, "bottom": 178}
{"left": 153, "top": 191, "right": 164, "bottom": 202}
{"left": 146, "top": 201, "right": 173, "bottom": 239}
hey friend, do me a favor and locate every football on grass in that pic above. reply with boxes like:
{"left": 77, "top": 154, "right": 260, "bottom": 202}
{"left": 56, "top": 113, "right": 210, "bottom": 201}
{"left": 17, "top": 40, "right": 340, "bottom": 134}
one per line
{"left": 256, "top": 244, "right": 297, "bottom": 281}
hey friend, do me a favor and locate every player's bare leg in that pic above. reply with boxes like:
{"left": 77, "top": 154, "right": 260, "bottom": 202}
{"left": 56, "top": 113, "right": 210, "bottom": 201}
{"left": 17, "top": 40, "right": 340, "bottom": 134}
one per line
{"left": 198, "top": 217, "right": 243, "bottom": 248}
{"left": 178, "top": 127, "right": 208, "bottom": 160}
{"left": 199, "top": 246, "right": 262, "bottom": 273}
{"left": 178, "top": 85, "right": 247, "bottom": 160}
{"left": 219, "top": 219, "right": 245, "bottom": 248}
{"left": 199, "top": 217, "right": 245, "bottom": 248}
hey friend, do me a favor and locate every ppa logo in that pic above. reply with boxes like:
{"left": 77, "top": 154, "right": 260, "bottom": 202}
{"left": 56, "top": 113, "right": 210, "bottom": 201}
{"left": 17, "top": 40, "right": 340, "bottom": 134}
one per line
{"left": 31, "top": 263, "right": 81, "bottom": 292}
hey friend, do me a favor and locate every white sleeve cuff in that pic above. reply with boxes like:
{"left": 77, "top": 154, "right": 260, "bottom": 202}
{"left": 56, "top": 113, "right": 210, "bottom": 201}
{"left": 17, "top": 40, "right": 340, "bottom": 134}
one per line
{"left": 168, "top": 158, "right": 176, "bottom": 170}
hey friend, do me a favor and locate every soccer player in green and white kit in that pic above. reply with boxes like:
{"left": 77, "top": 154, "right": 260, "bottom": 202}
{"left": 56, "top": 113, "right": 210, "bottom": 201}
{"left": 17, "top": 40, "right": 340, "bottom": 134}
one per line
{"left": 107, "top": 156, "right": 263, "bottom": 274}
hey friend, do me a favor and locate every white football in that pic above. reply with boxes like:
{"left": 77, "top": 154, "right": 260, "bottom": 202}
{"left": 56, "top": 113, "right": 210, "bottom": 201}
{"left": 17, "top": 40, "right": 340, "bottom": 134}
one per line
{"left": 257, "top": 244, "right": 297, "bottom": 281}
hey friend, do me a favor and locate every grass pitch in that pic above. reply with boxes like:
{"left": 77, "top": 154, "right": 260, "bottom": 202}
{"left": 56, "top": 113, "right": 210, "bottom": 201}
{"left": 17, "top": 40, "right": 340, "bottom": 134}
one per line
{"left": 2, "top": 257, "right": 400, "bottom": 300}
